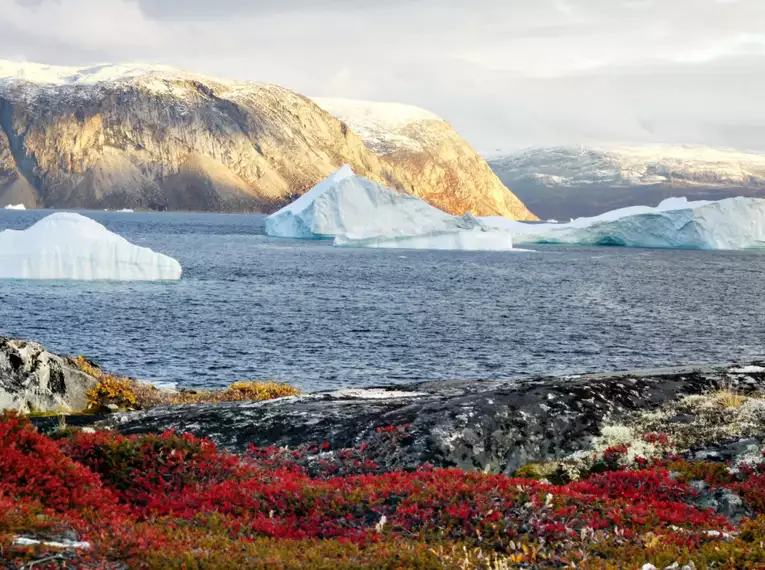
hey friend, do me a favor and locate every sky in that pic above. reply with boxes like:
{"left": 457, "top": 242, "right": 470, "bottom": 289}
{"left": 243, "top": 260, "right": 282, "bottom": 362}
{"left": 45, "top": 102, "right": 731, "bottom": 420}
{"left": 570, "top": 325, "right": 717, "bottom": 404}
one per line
{"left": 1, "top": 0, "right": 764, "bottom": 153}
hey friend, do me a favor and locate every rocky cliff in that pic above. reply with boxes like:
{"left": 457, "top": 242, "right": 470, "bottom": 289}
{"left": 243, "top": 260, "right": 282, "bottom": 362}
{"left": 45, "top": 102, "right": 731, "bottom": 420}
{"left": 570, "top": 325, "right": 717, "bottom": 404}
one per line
{"left": 0, "top": 61, "right": 535, "bottom": 219}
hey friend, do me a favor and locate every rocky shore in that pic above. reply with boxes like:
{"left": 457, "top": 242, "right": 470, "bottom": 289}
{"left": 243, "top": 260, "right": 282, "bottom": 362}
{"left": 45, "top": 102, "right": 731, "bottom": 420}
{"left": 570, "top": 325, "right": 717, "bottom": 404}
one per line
{"left": 5, "top": 337, "right": 765, "bottom": 568}
{"left": 5, "top": 336, "right": 763, "bottom": 475}
{"left": 97, "top": 364, "right": 765, "bottom": 474}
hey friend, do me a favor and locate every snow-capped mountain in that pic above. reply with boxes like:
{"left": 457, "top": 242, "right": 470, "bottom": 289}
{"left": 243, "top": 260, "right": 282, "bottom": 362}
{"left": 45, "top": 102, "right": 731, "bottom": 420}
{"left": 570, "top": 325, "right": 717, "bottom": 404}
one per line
{"left": 488, "top": 145, "right": 765, "bottom": 220}
{"left": 0, "top": 60, "right": 535, "bottom": 219}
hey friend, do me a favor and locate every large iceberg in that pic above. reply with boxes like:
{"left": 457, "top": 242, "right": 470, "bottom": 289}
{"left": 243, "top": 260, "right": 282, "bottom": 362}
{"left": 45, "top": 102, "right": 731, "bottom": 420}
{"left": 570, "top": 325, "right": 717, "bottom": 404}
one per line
{"left": 265, "top": 165, "right": 517, "bottom": 251}
{"left": 0, "top": 213, "right": 182, "bottom": 280}
{"left": 484, "top": 197, "right": 765, "bottom": 250}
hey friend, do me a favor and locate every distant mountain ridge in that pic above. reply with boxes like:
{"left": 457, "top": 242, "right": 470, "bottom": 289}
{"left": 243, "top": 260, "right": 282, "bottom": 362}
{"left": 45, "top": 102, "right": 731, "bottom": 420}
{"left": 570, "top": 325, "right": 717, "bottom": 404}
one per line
{"left": 0, "top": 60, "right": 536, "bottom": 220}
{"left": 488, "top": 145, "right": 765, "bottom": 219}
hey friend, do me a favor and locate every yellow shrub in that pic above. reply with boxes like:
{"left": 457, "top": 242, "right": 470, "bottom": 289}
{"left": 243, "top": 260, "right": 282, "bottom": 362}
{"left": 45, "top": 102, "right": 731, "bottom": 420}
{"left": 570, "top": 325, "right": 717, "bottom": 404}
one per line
{"left": 75, "top": 354, "right": 302, "bottom": 412}
{"left": 166, "top": 381, "right": 301, "bottom": 405}
{"left": 73, "top": 355, "right": 105, "bottom": 380}
{"left": 221, "top": 381, "right": 301, "bottom": 402}
{"left": 87, "top": 376, "right": 138, "bottom": 412}
{"left": 711, "top": 389, "right": 747, "bottom": 409}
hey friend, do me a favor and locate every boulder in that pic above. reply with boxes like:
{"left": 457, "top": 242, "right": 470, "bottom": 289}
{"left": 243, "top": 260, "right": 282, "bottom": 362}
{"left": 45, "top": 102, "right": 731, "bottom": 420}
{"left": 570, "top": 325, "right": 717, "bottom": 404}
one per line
{"left": 0, "top": 337, "right": 98, "bottom": 413}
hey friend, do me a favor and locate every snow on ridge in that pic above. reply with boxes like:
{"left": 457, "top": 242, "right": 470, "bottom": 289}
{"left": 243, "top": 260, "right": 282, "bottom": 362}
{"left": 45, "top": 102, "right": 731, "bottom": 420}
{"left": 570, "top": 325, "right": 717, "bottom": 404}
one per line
{"left": 490, "top": 144, "right": 765, "bottom": 188}
{"left": 312, "top": 97, "right": 444, "bottom": 154}
{"left": 0, "top": 59, "right": 276, "bottom": 103}
{"left": 0, "top": 60, "right": 218, "bottom": 87}
{"left": 313, "top": 98, "right": 442, "bottom": 130}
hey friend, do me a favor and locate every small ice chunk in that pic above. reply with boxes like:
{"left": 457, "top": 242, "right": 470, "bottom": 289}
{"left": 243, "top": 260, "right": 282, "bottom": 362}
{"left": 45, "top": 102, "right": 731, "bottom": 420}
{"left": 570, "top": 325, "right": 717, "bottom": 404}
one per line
{"left": 332, "top": 388, "right": 428, "bottom": 399}
{"left": 730, "top": 366, "right": 765, "bottom": 374}
{"left": 3, "top": 204, "right": 25, "bottom": 210}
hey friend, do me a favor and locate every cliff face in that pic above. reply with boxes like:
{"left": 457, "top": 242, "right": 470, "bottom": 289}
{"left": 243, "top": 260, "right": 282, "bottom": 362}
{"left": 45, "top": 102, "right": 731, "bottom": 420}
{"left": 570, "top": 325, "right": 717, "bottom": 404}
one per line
{"left": 314, "top": 98, "right": 536, "bottom": 220}
{"left": 0, "top": 62, "right": 534, "bottom": 219}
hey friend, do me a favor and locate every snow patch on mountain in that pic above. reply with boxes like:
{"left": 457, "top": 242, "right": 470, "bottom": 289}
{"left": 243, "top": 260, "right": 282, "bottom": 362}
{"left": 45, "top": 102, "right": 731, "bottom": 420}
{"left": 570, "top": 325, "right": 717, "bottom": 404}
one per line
{"left": 312, "top": 98, "right": 444, "bottom": 154}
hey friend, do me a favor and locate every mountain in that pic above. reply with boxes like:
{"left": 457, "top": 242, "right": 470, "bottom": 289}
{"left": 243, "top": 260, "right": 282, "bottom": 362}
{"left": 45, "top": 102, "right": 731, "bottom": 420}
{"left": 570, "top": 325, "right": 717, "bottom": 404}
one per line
{"left": 488, "top": 145, "right": 765, "bottom": 220}
{"left": 0, "top": 61, "right": 535, "bottom": 219}
{"left": 314, "top": 98, "right": 535, "bottom": 220}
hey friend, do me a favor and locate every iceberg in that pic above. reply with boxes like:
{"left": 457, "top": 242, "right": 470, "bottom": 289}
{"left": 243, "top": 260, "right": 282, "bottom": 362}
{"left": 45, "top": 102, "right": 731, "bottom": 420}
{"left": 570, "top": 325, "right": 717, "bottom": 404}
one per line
{"left": 3, "top": 204, "right": 25, "bottom": 210}
{"left": 265, "top": 166, "right": 517, "bottom": 251}
{"left": 0, "top": 212, "right": 182, "bottom": 280}
{"left": 484, "top": 197, "right": 765, "bottom": 250}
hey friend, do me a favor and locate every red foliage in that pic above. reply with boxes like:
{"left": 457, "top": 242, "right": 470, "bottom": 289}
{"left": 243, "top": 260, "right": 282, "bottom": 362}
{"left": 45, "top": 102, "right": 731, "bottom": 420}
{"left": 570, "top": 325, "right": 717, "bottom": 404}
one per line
{"left": 0, "top": 412, "right": 759, "bottom": 568}
{"left": 0, "top": 413, "right": 117, "bottom": 513}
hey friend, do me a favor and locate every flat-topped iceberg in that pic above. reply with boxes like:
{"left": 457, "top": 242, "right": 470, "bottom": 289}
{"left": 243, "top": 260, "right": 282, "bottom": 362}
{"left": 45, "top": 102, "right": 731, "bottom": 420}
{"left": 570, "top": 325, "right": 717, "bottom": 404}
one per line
{"left": 0, "top": 213, "right": 182, "bottom": 280}
{"left": 265, "top": 165, "right": 517, "bottom": 251}
{"left": 3, "top": 204, "right": 25, "bottom": 210}
{"left": 483, "top": 197, "right": 765, "bottom": 250}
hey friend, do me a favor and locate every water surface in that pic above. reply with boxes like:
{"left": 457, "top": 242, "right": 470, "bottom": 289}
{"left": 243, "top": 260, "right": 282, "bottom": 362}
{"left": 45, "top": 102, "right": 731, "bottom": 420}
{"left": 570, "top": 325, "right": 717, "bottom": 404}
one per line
{"left": 1, "top": 209, "right": 763, "bottom": 391}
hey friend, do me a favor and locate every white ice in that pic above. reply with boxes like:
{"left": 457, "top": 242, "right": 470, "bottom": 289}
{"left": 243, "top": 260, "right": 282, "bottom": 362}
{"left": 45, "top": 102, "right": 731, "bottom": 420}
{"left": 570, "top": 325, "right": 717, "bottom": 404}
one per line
{"left": 0, "top": 212, "right": 182, "bottom": 280}
{"left": 730, "top": 366, "right": 765, "bottom": 374}
{"left": 483, "top": 196, "right": 765, "bottom": 250}
{"left": 3, "top": 204, "right": 25, "bottom": 210}
{"left": 265, "top": 165, "right": 517, "bottom": 251}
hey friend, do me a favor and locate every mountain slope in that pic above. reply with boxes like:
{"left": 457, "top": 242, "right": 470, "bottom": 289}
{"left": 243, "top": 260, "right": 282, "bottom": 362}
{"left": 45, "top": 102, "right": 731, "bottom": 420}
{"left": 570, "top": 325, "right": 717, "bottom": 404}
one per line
{"left": 0, "top": 61, "right": 534, "bottom": 219}
{"left": 489, "top": 145, "right": 765, "bottom": 220}
{"left": 313, "top": 98, "right": 536, "bottom": 220}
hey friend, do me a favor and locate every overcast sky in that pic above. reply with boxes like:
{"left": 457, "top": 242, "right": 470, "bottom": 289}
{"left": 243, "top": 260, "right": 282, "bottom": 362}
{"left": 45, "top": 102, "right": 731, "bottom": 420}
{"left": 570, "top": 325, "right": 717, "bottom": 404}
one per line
{"left": 1, "top": 0, "right": 764, "bottom": 152}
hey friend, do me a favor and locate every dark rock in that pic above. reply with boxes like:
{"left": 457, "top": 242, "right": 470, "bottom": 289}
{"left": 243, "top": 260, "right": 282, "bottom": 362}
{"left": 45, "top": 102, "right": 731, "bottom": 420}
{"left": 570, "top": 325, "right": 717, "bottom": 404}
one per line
{"left": 96, "top": 364, "right": 765, "bottom": 474}
{"left": 692, "top": 437, "right": 765, "bottom": 464}
{"left": 0, "top": 337, "right": 98, "bottom": 413}
{"left": 689, "top": 480, "right": 752, "bottom": 524}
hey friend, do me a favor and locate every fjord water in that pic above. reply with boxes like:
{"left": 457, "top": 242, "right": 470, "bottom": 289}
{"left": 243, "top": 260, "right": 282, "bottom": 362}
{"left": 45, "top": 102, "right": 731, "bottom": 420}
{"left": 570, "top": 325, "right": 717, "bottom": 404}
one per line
{"left": 1, "top": 209, "right": 763, "bottom": 392}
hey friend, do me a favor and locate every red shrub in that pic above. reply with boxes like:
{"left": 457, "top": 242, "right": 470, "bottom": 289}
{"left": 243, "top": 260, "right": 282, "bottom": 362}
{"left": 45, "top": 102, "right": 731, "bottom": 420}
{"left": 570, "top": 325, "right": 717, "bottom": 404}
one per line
{"left": 59, "top": 429, "right": 245, "bottom": 507}
{"left": 0, "top": 412, "right": 117, "bottom": 513}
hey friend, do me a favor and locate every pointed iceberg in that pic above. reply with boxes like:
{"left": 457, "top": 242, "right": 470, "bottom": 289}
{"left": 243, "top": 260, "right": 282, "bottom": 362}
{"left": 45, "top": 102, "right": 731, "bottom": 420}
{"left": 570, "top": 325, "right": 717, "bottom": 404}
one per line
{"left": 265, "top": 165, "right": 356, "bottom": 238}
{"left": 265, "top": 165, "right": 517, "bottom": 251}
{"left": 0, "top": 213, "right": 182, "bottom": 280}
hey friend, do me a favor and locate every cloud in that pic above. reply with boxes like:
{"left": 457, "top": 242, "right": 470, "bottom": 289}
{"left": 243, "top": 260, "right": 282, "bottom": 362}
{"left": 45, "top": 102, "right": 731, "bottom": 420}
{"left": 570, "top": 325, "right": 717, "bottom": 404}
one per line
{"left": 0, "top": 0, "right": 763, "bottom": 151}
{"left": 0, "top": 0, "right": 167, "bottom": 51}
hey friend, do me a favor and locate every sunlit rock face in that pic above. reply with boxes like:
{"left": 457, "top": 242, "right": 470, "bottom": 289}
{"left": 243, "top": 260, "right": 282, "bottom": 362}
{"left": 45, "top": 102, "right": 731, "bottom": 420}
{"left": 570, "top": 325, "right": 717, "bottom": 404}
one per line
{"left": 0, "top": 60, "right": 535, "bottom": 220}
